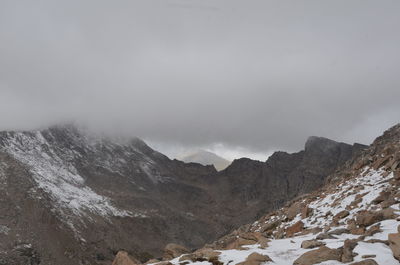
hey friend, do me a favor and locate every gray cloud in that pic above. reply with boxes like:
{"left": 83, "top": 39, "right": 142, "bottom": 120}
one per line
{"left": 0, "top": 0, "right": 399, "bottom": 158}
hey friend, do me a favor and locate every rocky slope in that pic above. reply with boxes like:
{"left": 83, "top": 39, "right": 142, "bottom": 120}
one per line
{"left": 149, "top": 124, "right": 400, "bottom": 265}
{"left": 0, "top": 125, "right": 362, "bottom": 265}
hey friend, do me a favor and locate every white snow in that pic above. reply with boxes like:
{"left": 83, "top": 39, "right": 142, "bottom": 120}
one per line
{"left": 353, "top": 242, "right": 398, "bottom": 264}
{"left": 1, "top": 131, "right": 132, "bottom": 220}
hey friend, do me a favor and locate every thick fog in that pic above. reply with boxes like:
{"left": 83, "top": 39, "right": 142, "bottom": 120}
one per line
{"left": 1, "top": 0, "right": 399, "bottom": 160}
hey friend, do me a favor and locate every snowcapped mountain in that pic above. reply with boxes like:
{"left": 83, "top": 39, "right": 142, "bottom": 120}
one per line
{"left": 144, "top": 124, "right": 400, "bottom": 265}
{"left": 179, "top": 150, "right": 231, "bottom": 171}
{"left": 0, "top": 124, "right": 363, "bottom": 265}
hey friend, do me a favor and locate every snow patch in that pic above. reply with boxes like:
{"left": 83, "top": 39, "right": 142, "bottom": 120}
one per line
{"left": 1, "top": 131, "right": 132, "bottom": 219}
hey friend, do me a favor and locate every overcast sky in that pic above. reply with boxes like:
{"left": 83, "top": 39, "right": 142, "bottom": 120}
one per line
{"left": 0, "top": 0, "right": 399, "bottom": 160}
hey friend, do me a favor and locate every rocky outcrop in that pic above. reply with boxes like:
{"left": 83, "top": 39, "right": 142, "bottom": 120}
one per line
{"left": 237, "top": 252, "right": 273, "bottom": 265}
{"left": 162, "top": 244, "right": 189, "bottom": 260}
{"left": 301, "top": 240, "right": 325, "bottom": 249}
{"left": 388, "top": 225, "right": 400, "bottom": 261}
{"left": 286, "top": 221, "right": 304, "bottom": 237}
{"left": 341, "top": 239, "right": 358, "bottom": 263}
{"left": 112, "top": 251, "right": 139, "bottom": 265}
{"left": 293, "top": 246, "right": 342, "bottom": 265}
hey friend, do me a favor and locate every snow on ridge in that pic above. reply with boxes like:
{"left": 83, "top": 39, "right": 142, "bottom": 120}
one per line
{"left": 45, "top": 126, "right": 168, "bottom": 184}
{"left": 1, "top": 131, "right": 132, "bottom": 219}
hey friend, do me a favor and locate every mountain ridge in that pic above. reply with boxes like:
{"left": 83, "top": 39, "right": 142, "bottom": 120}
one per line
{"left": 0, "top": 124, "right": 364, "bottom": 264}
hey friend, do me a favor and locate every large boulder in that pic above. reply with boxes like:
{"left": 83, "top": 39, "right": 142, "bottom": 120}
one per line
{"left": 112, "top": 251, "right": 139, "bottom": 265}
{"left": 341, "top": 239, "right": 358, "bottom": 263}
{"left": 301, "top": 206, "right": 313, "bottom": 219}
{"left": 355, "top": 211, "right": 383, "bottom": 227}
{"left": 179, "top": 248, "right": 221, "bottom": 262}
{"left": 163, "top": 243, "right": 189, "bottom": 260}
{"left": 293, "top": 246, "right": 342, "bottom": 265}
{"left": 333, "top": 210, "right": 349, "bottom": 221}
{"left": 388, "top": 228, "right": 400, "bottom": 261}
{"left": 301, "top": 240, "right": 325, "bottom": 249}
{"left": 287, "top": 202, "right": 302, "bottom": 220}
{"left": 286, "top": 221, "right": 304, "bottom": 237}
{"left": 237, "top": 252, "right": 273, "bottom": 265}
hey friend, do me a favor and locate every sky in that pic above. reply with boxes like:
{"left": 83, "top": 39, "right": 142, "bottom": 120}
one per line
{"left": 0, "top": 0, "right": 399, "bottom": 161}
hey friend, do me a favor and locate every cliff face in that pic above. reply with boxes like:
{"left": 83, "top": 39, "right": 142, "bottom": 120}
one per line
{"left": 0, "top": 125, "right": 363, "bottom": 264}
{"left": 206, "top": 136, "right": 365, "bottom": 227}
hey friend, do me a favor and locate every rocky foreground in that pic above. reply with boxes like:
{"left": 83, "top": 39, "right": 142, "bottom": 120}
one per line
{"left": 114, "top": 125, "right": 400, "bottom": 265}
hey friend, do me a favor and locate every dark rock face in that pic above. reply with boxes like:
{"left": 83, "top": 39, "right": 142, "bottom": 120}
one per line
{"left": 0, "top": 125, "right": 364, "bottom": 264}
{"left": 205, "top": 136, "right": 366, "bottom": 227}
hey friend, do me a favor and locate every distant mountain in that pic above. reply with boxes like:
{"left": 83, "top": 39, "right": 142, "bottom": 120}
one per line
{"left": 0, "top": 124, "right": 363, "bottom": 264}
{"left": 179, "top": 150, "right": 231, "bottom": 171}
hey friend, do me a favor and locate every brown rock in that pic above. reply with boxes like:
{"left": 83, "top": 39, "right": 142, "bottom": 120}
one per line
{"left": 394, "top": 169, "right": 400, "bottom": 180}
{"left": 333, "top": 210, "right": 349, "bottom": 221}
{"left": 380, "top": 208, "right": 398, "bottom": 220}
{"left": 287, "top": 202, "right": 302, "bottom": 220}
{"left": 365, "top": 224, "right": 381, "bottom": 237}
{"left": 349, "top": 259, "right": 378, "bottom": 265}
{"left": 361, "top": 255, "right": 376, "bottom": 258}
{"left": 226, "top": 237, "right": 257, "bottom": 250}
{"left": 286, "top": 221, "right": 304, "bottom": 237}
{"left": 301, "top": 207, "right": 313, "bottom": 219}
{"left": 194, "top": 248, "right": 221, "bottom": 260}
{"left": 179, "top": 248, "right": 221, "bottom": 262}
{"left": 329, "top": 228, "right": 349, "bottom": 235}
{"left": 316, "top": 232, "right": 336, "bottom": 240}
{"left": 257, "top": 237, "right": 270, "bottom": 249}
{"left": 163, "top": 243, "right": 189, "bottom": 260}
{"left": 237, "top": 252, "right": 273, "bottom": 265}
{"left": 381, "top": 199, "right": 397, "bottom": 208}
{"left": 274, "top": 227, "right": 285, "bottom": 239}
{"left": 301, "top": 240, "right": 325, "bottom": 249}
{"left": 293, "top": 246, "right": 342, "bottom": 265}
{"left": 240, "top": 232, "right": 269, "bottom": 248}
{"left": 261, "top": 220, "right": 281, "bottom": 234}
{"left": 372, "top": 191, "right": 391, "bottom": 204}
{"left": 350, "top": 227, "right": 366, "bottom": 235}
{"left": 372, "top": 156, "right": 390, "bottom": 169}
{"left": 208, "top": 256, "right": 223, "bottom": 265}
{"left": 112, "top": 251, "right": 139, "bottom": 265}
{"left": 341, "top": 239, "right": 358, "bottom": 262}
{"left": 388, "top": 232, "right": 400, "bottom": 261}
{"left": 145, "top": 259, "right": 160, "bottom": 264}
{"left": 355, "top": 211, "right": 384, "bottom": 227}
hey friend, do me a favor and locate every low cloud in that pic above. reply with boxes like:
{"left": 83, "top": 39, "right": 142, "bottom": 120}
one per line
{"left": 0, "top": 0, "right": 399, "bottom": 158}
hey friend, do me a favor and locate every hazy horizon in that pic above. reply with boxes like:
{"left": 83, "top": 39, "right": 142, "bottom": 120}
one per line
{"left": 1, "top": 0, "right": 399, "bottom": 160}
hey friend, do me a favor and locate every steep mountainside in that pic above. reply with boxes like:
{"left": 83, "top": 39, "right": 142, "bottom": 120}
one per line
{"left": 0, "top": 125, "right": 362, "bottom": 265}
{"left": 202, "top": 137, "right": 366, "bottom": 227}
{"left": 153, "top": 124, "right": 400, "bottom": 265}
{"left": 179, "top": 150, "right": 231, "bottom": 171}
